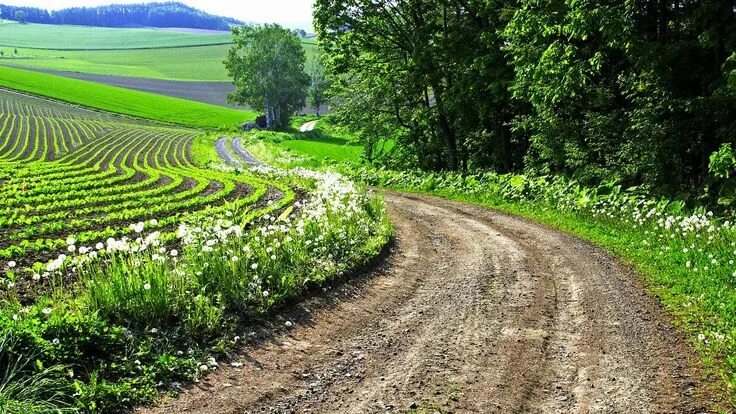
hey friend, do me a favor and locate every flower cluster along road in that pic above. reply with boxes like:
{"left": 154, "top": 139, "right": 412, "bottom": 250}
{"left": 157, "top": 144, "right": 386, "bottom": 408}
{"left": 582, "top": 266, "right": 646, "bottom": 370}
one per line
{"left": 141, "top": 191, "right": 717, "bottom": 413}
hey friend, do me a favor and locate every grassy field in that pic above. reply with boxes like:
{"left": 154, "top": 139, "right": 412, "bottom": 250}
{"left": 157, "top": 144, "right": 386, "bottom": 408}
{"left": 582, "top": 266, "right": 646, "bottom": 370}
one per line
{"left": 281, "top": 138, "right": 363, "bottom": 163}
{"left": 0, "top": 66, "right": 253, "bottom": 128}
{"left": 0, "top": 44, "right": 234, "bottom": 80}
{"left": 0, "top": 20, "right": 231, "bottom": 49}
{"left": 233, "top": 118, "right": 364, "bottom": 168}
{"left": 0, "top": 22, "right": 318, "bottom": 81}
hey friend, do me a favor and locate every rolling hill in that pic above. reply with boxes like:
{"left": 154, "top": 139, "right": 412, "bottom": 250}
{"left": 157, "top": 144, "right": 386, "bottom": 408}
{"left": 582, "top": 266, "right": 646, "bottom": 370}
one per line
{"left": 0, "top": 20, "right": 231, "bottom": 49}
{"left": 0, "top": 66, "right": 253, "bottom": 128}
{"left": 0, "top": 21, "right": 318, "bottom": 81}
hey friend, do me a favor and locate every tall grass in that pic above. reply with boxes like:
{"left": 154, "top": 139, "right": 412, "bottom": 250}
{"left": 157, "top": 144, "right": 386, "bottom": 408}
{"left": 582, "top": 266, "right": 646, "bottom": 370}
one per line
{"left": 78, "top": 170, "right": 390, "bottom": 333}
{"left": 0, "top": 333, "right": 75, "bottom": 413}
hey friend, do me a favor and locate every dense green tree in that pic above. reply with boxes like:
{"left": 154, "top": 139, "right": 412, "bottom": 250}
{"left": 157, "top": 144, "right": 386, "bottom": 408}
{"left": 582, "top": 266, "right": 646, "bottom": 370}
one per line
{"left": 13, "top": 10, "right": 26, "bottom": 23}
{"left": 225, "top": 25, "right": 309, "bottom": 130}
{"left": 307, "top": 53, "right": 329, "bottom": 116}
{"left": 503, "top": 1, "right": 636, "bottom": 183}
{"left": 0, "top": 2, "right": 239, "bottom": 30}
{"left": 317, "top": 0, "right": 736, "bottom": 198}
{"left": 315, "top": 0, "right": 517, "bottom": 171}
{"left": 504, "top": 0, "right": 736, "bottom": 193}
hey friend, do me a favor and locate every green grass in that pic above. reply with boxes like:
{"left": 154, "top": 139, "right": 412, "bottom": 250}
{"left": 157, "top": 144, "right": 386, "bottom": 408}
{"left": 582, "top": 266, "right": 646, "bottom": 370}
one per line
{"left": 0, "top": 66, "right": 253, "bottom": 129}
{"left": 0, "top": 44, "right": 233, "bottom": 81}
{"left": 0, "top": 21, "right": 231, "bottom": 50}
{"left": 281, "top": 138, "right": 363, "bottom": 163}
{"left": 0, "top": 39, "right": 318, "bottom": 81}
{"left": 236, "top": 119, "right": 364, "bottom": 168}
{"left": 281, "top": 117, "right": 363, "bottom": 163}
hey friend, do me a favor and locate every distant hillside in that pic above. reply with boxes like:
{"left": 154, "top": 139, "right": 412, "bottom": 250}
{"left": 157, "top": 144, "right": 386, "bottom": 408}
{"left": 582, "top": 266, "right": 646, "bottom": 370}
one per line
{"left": 0, "top": 2, "right": 242, "bottom": 31}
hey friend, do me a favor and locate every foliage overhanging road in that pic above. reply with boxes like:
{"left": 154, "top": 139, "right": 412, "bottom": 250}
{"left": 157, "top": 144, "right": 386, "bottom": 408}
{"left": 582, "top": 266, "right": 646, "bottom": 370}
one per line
{"left": 142, "top": 191, "right": 715, "bottom": 413}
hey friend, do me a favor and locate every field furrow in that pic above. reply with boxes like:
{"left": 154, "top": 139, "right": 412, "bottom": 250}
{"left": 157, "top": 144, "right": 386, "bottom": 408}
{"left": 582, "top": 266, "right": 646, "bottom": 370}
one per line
{"left": 0, "top": 90, "right": 295, "bottom": 296}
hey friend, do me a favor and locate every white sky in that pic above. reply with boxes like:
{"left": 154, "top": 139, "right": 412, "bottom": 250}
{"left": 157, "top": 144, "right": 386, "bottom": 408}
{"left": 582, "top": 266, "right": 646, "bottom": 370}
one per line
{"left": 1, "top": 0, "right": 315, "bottom": 30}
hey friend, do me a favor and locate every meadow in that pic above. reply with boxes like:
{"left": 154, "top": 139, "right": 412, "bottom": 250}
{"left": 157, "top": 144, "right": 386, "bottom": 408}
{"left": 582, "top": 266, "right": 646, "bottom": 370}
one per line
{"left": 227, "top": 118, "right": 364, "bottom": 168}
{"left": 1, "top": 44, "right": 234, "bottom": 81}
{"left": 0, "top": 20, "right": 231, "bottom": 49}
{"left": 0, "top": 21, "right": 319, "bottom": 81}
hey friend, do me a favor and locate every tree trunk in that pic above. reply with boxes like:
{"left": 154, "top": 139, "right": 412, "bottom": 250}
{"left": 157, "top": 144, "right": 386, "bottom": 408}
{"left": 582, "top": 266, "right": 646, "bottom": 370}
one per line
{"left": 432, "top": 87, "right": 459, "bottom": 171}
{"left": 499, "top": 120, "right": 511, "bottom": 172}
{"left": 264, "top": 93, "right": 272, "bottom": 130}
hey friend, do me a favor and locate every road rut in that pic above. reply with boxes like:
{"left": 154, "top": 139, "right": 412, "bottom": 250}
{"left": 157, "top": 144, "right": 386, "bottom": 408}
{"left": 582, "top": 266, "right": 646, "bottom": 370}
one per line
{"left": 141, "top": 191, "right": 715, "bottom": 413}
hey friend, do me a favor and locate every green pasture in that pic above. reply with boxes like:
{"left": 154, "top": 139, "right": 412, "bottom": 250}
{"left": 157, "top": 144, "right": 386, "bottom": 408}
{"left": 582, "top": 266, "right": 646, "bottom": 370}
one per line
{"left": 0, "top": 66, "right": 254, "bottom": 129}
{"left": 0, "top": 20, "right": 231, "bottom": 49}
{"left": 0, "top": 21, "right": 318, "bottom": 81}
{"left": 0, "top": 44, "right": 233, "bottom": 80}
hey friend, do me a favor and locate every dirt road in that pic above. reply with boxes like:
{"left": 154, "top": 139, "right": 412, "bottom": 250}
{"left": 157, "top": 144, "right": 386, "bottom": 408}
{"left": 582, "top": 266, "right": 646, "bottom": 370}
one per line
{"left": 142, "top": 191, "right": 716, "bottom": 413}
{"left": 300, "top": 120, "right": 318, "bottom": 132}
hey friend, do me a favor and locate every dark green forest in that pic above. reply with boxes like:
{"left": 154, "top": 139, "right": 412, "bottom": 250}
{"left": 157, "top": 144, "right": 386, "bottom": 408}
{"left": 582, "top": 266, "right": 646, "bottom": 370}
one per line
{"left": 315, "top": 0, "right": 736, "bottom": 199}
{"left": 0, "top": 2, "right": 240, "bottom": 30}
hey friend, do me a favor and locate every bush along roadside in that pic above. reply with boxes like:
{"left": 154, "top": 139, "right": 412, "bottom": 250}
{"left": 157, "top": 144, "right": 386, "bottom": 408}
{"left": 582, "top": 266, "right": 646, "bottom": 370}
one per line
{"left": 345, "top": 165, "right": 736, "bottom": 404}
{"left": 0, "top": 169, "right": 392, "bottom": 413}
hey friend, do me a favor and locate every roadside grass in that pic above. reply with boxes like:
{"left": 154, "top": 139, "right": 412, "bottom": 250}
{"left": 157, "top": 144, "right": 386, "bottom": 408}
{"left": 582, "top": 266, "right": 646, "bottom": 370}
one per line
{"left": 281, "top": 138, "right": 363, "bottom": 164}
{"left": 0, "top": 334, "right": 76, "bottom": 413}
{"left": 346, "top": 167, "right": 736, "bottom": 409}
{"left": 0, "top": 21, "right": 231, "bottom": 49}
{"left": 0, "top": 66, "right": 253, "bottom": 129}
{"left": 236, "top": 117, "right": 365, "bottom": 168}
{"left": 0, "top": 41, "right": 317, "bottom": 81}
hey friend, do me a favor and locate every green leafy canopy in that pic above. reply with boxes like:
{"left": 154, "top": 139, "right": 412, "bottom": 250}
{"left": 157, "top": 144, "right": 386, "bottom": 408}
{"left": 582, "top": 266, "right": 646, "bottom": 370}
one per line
{"left": 225, "top": 24, "right": 310, "bottom": 130}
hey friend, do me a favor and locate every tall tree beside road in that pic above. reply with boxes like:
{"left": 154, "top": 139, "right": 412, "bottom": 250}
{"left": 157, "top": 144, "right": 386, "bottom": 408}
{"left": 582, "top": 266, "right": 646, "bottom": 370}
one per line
{"left": 314, "top": 0, "right": 517, "bottom": 171}
{"left": 225, "top": 25, "right": 309, "bottom": 130}
{"left": 315, "top": 0, "right": 736, "bottom": 198}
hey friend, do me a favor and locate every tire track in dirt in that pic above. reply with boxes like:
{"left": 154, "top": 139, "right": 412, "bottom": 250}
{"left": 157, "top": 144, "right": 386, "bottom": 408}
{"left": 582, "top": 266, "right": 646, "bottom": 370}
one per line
{"left": 139, "top": 191, "right": 718, "bottom": 414}
{"left": 215, "top": 137, "right": 238, "bottom": 166}
{"left": 231, "top": 138, "right": 262, "bottom": 165}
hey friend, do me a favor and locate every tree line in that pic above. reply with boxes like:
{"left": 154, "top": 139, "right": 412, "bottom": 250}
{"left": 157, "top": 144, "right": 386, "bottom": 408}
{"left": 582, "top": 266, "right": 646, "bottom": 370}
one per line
{"left": 314, "top": 0, "right": 736, "bottom": 197}
{"left": 0, "top": 2, "right": 241, "bottom": 31}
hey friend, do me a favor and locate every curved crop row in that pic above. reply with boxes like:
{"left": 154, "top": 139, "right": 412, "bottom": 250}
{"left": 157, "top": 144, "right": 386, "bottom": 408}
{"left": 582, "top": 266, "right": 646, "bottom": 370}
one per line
{"left": 0, "top": 90, "right": 295, "bottom": 290}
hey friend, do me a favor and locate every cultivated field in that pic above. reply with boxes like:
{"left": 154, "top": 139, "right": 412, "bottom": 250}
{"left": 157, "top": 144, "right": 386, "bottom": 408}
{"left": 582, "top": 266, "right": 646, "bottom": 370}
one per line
{"left": 0, "top": 84, "right": 389, "bottom": 411}
{"left": 0, "top": 89, "right": 293, "bottom": 294}
{"left": 0, "top": 66, "right": 253, "bottom": 128}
